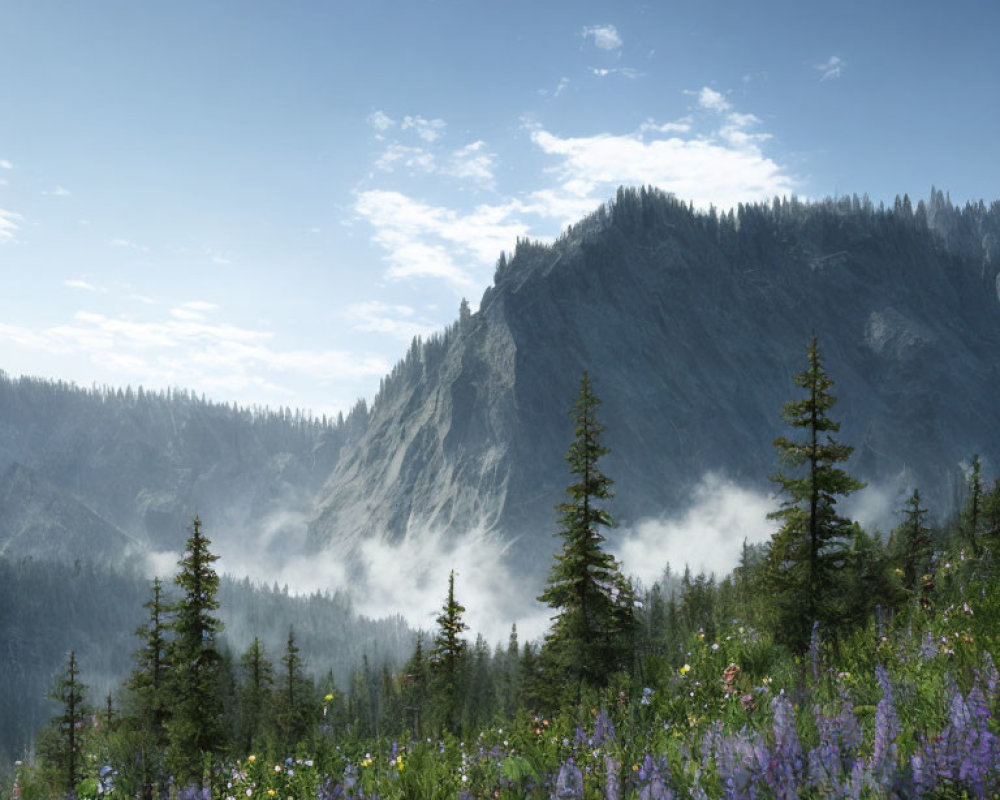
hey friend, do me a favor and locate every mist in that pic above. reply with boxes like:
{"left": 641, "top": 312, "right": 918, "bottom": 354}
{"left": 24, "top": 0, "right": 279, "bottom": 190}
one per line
{"left": 612, "top": 472, "right": 778, "bottom": 587}
{"left": 143, "top": 471, "right": 923, "bottom": 658}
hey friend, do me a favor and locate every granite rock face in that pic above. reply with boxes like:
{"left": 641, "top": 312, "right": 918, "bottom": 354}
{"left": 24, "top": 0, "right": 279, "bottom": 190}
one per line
{"left": 308, "top": 189, "right": 1000, "bottom": 573}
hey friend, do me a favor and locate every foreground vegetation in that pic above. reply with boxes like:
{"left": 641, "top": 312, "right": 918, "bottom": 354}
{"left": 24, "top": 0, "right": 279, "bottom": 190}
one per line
{"left": 10, "top": 340, "right": 1000, "bottom": 798}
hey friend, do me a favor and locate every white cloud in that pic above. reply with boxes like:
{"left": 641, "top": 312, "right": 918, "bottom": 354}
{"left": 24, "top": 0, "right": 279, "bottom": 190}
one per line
{"left": 347, "top": 301, "right": 442, "bottom": 343}
{"left": 0, "top": 308, "right": 389, "bottom": 400}
{"left": 207, "top": 250, "right": 232, "bottom": 265}
{"left": 0, "top": 159, "right": 12, "bottom": 169}
{"left": 446, "top": 141, "right": 496, "bottom": 186}
{"left": 591, "top": 67, "right": 640, "bottom": 79}
{"left": 358, "top": 88, "right": 796, "bottom": 296}
{"left": 613, "top": 473, "right": 778, "bottom": 586}
{"left": 0, "top": 209, "right": 22, "bottom": 243}
{"left": 583, "top": 24, "right": 623, "bottom": 51}
{"left": 402, "top": 115, "right": 446, "bottom": 143}
{"left": 64, "top": 278, "right": 102, "bottom": 292}
{"left": 109, "top": 237, "right": 149, "bottom": 253}
{"left": 355, "top": 190, "right": 529, "bottom": 289}
{"left": 527, "top": 116, "right": 796, "bottom": 215}
{"left": 46, "top": 186, "right": 71, "bottom": 197}
{"left": 696, "top": 87, "right": 731, "bottom": 112}
{"left": 817, "top": 56, "right": 844, "bottom": 81}
{"left": 375, "top": 143, "right": 437, "bottom": 174}
{"left": 368, "top": 109, "right": 396, "bottom": 136}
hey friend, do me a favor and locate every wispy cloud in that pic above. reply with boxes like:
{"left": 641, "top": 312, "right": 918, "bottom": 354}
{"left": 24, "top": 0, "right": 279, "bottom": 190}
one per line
{"left": 613, "top": 473, "right": 777, "bottom": 586}
{"left": 64, "top": 278, "right": 103, "bottom": 292}
{"left": 583, "top": 24, "right": 623, "bottom": 51}
{"left": 347, "top": 301, "right": 441, "bottom": 343}
{"left": 45, "top": 186, "right": 71, "bottom": 197}
{"left": 0, "top": 209, "right": 22, "bottom": 243}
{"left": 816, "top": 55, "right": 844, "bottom": 81}
{"left": 591, "top": 67, "right": 640, "bottom": 79}
{"left": 358, "top": 88, "right": 796, "bottom": 294}
{"left": 525, "top": 92, "right": 796, "bottom": 218}
{"left": 0, "top": 307, "right": 389, "bottom": 400}
{"left": 367, "top": 109, "right": 396, "bottom": 138}
{"left": 0, "top": 160, "right": 13, "bottom": 170}
{"left": 694, "top": 86, "right": 730, "bottom": 112}
{"left": 354, "top": 190, "right": 529, "bottom": 290}
{"left": 401, "top": 115, "right": 446, "bottom": 143}
{"left": 109, "top": 237, "right": 149, "bottom": 253}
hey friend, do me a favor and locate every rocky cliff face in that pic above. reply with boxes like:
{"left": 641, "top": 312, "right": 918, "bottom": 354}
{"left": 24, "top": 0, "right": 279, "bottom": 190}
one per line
{"left": 308, "top": 189, "right": 1000, "bottom": 574}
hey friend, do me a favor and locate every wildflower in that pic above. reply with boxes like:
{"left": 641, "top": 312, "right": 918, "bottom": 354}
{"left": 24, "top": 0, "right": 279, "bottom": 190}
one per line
{"left": 247, "top": 755, "right": 257, "bottom": 763}
{"left": 555, "top": 758, "right": 583, "bottom": 798}
{"left": 722, "top": 663, "right": 740, "bottom": 695}
{"left": 679, "top": 664, "right": 691, "bottom": 675}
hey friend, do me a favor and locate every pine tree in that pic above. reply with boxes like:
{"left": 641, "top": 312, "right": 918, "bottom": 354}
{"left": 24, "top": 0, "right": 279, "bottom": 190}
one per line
{"left": 128, "top": 577, "right": 170, "bottom": 736}
{"left": 40, "top": 650, "right": 89, "bottom": 798}
{"left": 962, "top": 455, "right": 984, "bottom": 557}
{"left": 766, "top": 337, "right": 865, "bottom": 653}
{"left": 891, "top": 489, "right": 934, "bottom": 594}
{"left": 275, "top": 626, "right": 314, "bottom": 748}
{"left": 166, "top": 516, "right": 225, "bottom": 785}
{"left": 538, "top": 371, "right": 636, "bottom": 702}
{"left": 237, "top": 636, "right": 273, "bottom": 754}
{"left": 431, "top": 570, "right": 468, "bottom": 734}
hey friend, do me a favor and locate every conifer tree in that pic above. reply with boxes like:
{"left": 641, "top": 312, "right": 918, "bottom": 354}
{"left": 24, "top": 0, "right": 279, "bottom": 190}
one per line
{"left": 275, "top": 626, "right": 314, "bottom": 748}
{"left": 128, "top": 577, "right": 170, "bottom": 736}
{"left": 39, "top": 650, "right": 89, "bottom": 798}
{"left": 237, "top": 636, "right": 273, "bottom": 754}
{"left": 401, "top": 634, "right": 429, "bottom": 737}
{"left": 891, "top": 489, "right": 934, "bottom": 594}
{"left": 766, "top": 337, "right": 865, "bottom": 653}
{"left": 538, "top": 371, "right": 636, "bottom": 702}
{"left": 166, "top": 516, "right": 225, "bottom": 785}
{"left": 431, "top": 570, "right": 468, "bottom": 734}
{"left": 962, "top": 455, "right": 984, "bottom": 557}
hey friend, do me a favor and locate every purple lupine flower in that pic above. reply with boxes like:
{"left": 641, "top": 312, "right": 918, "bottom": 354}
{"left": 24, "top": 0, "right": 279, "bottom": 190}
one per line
{"left": 919, "top": 631, "right": 937, "bottom": 660}
{"left": 555, "top": 758, "right": 584, "bottom": 799}
{"left": 594, "top": 709, "right": 616, "bottom": 746}
{"left": 635, "top": 756, "right": 674, "bottom": 800}
{"left": 808, "top": 621, "right": 821, "bottom": 682}
{"left": 981, "top": 651, "right": 999, "bottom": 704}
{"left": 767, "top": 693, "right": 804, "bottom": 800}
{"left": 604, "top": 755, "right": 621, "bottom": 800}
{"left": 708, "top": 723, "right": 769, "bottom": 800}
{"left": 870, "top": 664, "right": 900, "bottom": 786}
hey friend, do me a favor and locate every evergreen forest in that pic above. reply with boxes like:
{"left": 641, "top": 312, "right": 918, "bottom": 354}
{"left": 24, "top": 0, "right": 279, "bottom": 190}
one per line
{"left": 8, "top": 337, "right": 1000, "bottom": 799}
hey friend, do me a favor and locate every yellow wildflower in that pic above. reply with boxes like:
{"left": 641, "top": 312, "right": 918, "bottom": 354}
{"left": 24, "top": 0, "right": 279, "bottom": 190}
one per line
{"left": 679, "top": 663, "right": 691, "bottom": 675}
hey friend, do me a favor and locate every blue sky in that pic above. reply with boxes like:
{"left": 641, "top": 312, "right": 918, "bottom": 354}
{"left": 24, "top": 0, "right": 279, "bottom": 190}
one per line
{"left": 1, "top": 0, "right": 997, "bottom": 418}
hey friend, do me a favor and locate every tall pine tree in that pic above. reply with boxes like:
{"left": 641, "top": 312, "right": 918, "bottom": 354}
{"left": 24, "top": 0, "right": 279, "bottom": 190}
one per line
{"left": 431, "top": 570, "right": 468, "bottom": 734}
{"left": 166, "top": 516, "right": 226, "bottom": 785}
{"left": 538, "top": 372, "right": 636, "bottom": 702}
{"left": 38, "top": 651, "right": 89, "bottom": 798}
{"left": 766, "top": 337, "right": 865, "bottom": 653}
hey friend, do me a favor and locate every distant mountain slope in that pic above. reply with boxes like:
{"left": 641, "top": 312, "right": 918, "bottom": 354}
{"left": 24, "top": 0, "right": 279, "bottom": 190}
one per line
{"left": 308, "top": 188, "right": 1000, "bottom": 571}
{"left": 0, "top": 378, "right": 355, "bottom": 563}
{"left": 0, "top": 463, "right": 138, "bottom": 562}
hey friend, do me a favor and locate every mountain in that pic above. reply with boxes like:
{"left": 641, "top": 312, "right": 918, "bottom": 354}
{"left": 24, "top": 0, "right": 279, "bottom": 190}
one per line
{"left": 2, "top": 188, "right": 999, "bottom": 580}
{"left": 0, "top": 378, "right": 351, "bottom": 565}
{"left": 0, "top": 462, "right": 138, "bottom": 562}
{"left": 307, "top": 188, "right": 1000, "bottom": 573}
